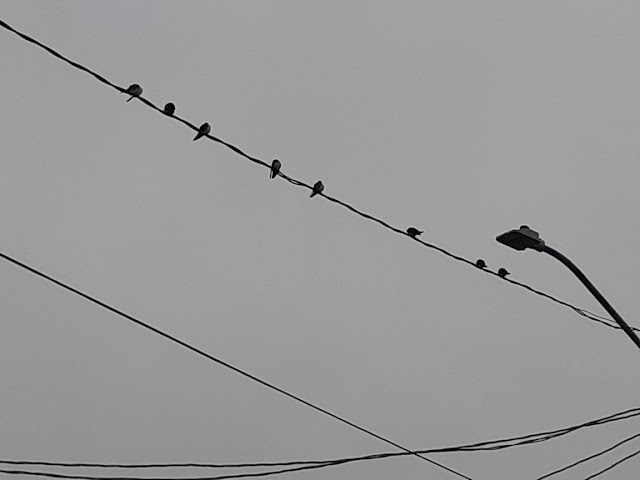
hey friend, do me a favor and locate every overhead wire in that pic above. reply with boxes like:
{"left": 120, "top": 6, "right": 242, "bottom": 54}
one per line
{"left": 0, "top": 408, "right": 640, "bottom": 480}
{"left": 0, "top": 17, "right": 635, "bottom": 335}
{"left": 1, "top": 16, "right": 638, "bottom": 480}
{"left": 584, "top": 446, "right": 640, "bottom": 479}
{"left": 536, "top": 431, "right": 640, "bottom": 479}
{"left": 2, "top": 405, "right": 639, "bottom": 480}
{"left": 4, "top": 406, "right": 640, "bottom": 469}
{"left": 0, "top": 463, "right": 343, "bottom": 480}
{"left": 0, "top": 250, "right": 470, "bottom": 480}
{"left": 5, "top": 244, "right": 637, "bottom": 480}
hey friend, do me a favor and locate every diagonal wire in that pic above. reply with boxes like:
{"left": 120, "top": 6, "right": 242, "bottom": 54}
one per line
{"left": 4, "top": 407, "right": 640, "bottom": 470}
{"left": 0, "top": 18, "right": 635, "bottom": 335}
{"left": 0, "top": 250, "right": 470, "bottom": 480}
{"left": 2, "top": 407, "right": 640, "bottom": 480}
{"left": 1, "top": 406, "right": 639, "bottom": 479}
{"left": 2, "top": 15, "right": 638, "bottom": 480}
{"left": 536, "top": 431, "right": 640, "bottom": 479}
{"left": 584, "top": 445, "right": 640, "bottom": 479}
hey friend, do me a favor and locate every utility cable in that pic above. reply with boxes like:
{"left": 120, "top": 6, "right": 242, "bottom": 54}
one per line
{"left": 536, "top": 431, "right": 640, "bottom": 479}
{"left": 5, "top": 406, "right": 640, "bottom": 470}
{"left": 2, "top": 408, "right": 640, "bottom": 480}
{"left": 0, "top": 250, "right": 469, "bottom": 480}
{"left": 0, "top": 463, "right": 342, "bottom": 480}
{"left": 585, "top": 445, "right": 640, "bottom": 479}
{"left": 2, "top": 403, "right": 640, "bottom": 479}
{"left": 0, "top": 18, "right": 634, "bottom": 335}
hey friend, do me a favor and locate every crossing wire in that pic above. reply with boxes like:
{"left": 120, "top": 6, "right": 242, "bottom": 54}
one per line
{"left": 0, "top": 250, "right": 470, "bottom": 480}
{"left": 2, "top": 406, "right": 640, "bottom": 480}
{"left": 536, "top": 431, "right": 640, "bottom": 479}
{"left": 7, "top": 406, "right": 640, "bottom": 469}
{"left": 0, "top": 18, "right": 635, "bottom": 335}
{"left": 3, "top": 406, "right": 640, "bottom": 470}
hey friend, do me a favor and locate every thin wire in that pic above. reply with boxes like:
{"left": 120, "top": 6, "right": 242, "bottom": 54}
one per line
{"left": 0, "top": 17, "right": 635, "bottom": 335}
{"left": 2, "top": 406, "right": 639, "bottom": 476}
{"left": 2, "top": 411, "right": 640, "bottom": 480}
{"left": 0, "top": 463, "right": 343, "bottom": 480}
{"left": 584, "top": 446, "right": 640, "bottom": 480}
{"left": 0, "top": 408, "right": 640, "bottom": 480}
{"left": 536, "top": 432, "right": 640, "bottom": 479}
{"left": 0, "top": 251, "right": 470, "bottom": 480}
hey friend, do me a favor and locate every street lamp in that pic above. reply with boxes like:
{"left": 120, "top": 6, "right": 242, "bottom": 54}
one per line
{"left": 496, "top": 225, "right": 640, "bottom": 352}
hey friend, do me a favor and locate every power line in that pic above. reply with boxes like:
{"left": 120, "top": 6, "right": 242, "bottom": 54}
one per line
{"left": 0, "top": 250, "right": 470, "bottom": 480}
{"left": 0, "top": 17, "right": 634, "bottom": 335}
{"left": 0, "top": 463, "right": 342, "bottom": 480}
{"left": 536, "top": 431, "right": 640, "bottom": 479}
{"left": 585, "top": 446, "right": 640, "bottom": 479}
{"left": 5, "top": 406, "right": 640, "bottom": 468}
{"left": 1, "top": 15, "right": 638, "bottom": 480}
{"left": 2, "top": 406, "right": 639, "bottom": 480}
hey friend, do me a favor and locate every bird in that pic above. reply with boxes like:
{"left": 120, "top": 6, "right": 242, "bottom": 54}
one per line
{"left": 406, "top": 227, "right": 423, "bottom": 238}
{"left": 270, "top": 159, "right": 281, "bottom": 179}
{"left": 475, "top": 259, "right": 487, "bottom": 269}
{"left": 163, "top": 102, "right": 175, "bottom": 116}
{"left": 193, "top": 123, "right": 211, "bottom": 141}
{"left": 310, "top": 181, "right": 324, "bottom": 198}
{"left": 498, "top": 267, "right": 510, "bottom": 278}
{"left": 124, "top": 84, "right": 142, "bottom": 102}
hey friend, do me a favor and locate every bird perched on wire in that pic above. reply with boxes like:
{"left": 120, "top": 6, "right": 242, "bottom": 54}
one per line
{"left": 270, "top": 159, "right": 281, "bottom": 179}
{"left": 498, "top": 267, "right": 510, "bottom": 278}
{"left": 193, "top": 122, "right": 211, "bottom": 141}
{"left": 475, "top": 259, "right": 487, "bottom": 269}
{"left": 310, "top": 181, "right": 324, "bottom": 198}
{"left": 406, "top": 227, "right": 423, "bottom": 238}
{"left": 163, "top": 102, "right": 175, "bottom": 116}
{"left": 123, "top": 84, "right": 143, "bottom": 102}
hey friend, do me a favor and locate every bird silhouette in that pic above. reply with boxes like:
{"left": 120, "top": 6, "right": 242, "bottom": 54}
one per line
{"left": 406, "top": 227, "right": 423, "bottom": 238}
{"left": 270, "top": 159, "right": 281, "bottom": 179}
{"left": 475, "top": 259, "right": 487, "bottom": 269}
{"left": 163, "top": 102, "right": 175, "bottom": 116}
{"left": 193, "top": 123, "right": 211, "bottom": 141}
{"left": 498, "top": 267, "right": 510, "bottom": 278}
{"left": 124, "top": 84, "right": 143, "bottom": 102}
{"left": 310, "top": 181, "right": 324, "bottom": 198}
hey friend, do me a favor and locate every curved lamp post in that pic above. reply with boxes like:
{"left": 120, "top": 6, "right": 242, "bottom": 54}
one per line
{"left": 496, "top": 225, "right": 640, "bottom": 352}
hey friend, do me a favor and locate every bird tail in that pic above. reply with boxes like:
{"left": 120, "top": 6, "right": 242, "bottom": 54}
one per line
{"left": 193, "top": 133, "right": 202, "bottom": 141}
{"left": 270, "top": 170, "right": 276, "bottom": 179}
{"left": 126, "top": 95, "right": 134, "bottom": 102}
{"left": 309, "top": 192, "right": 316, "bottom": 198}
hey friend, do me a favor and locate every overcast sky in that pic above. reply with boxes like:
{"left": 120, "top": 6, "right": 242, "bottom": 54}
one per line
{"left": 1, "top": 2, "right": 640, "bottom": 479}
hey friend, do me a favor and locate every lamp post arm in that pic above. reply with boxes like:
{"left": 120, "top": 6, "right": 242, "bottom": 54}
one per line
{"left": 541, "top": 245, "right": 640, "bottom": 351}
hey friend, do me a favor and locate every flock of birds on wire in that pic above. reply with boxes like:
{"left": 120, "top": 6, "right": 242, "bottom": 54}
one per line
{"left": 124, "top": 83, "right": 510, "bottom": 279}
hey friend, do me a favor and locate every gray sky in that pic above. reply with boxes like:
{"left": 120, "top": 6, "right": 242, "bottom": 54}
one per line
{"left": 1, "top": 1, "right": 639, "bottom": 479}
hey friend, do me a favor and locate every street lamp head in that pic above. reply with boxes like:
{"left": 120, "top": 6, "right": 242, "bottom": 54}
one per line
{"left": 496, "top": 225, "right": 545, "bottom": 252}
